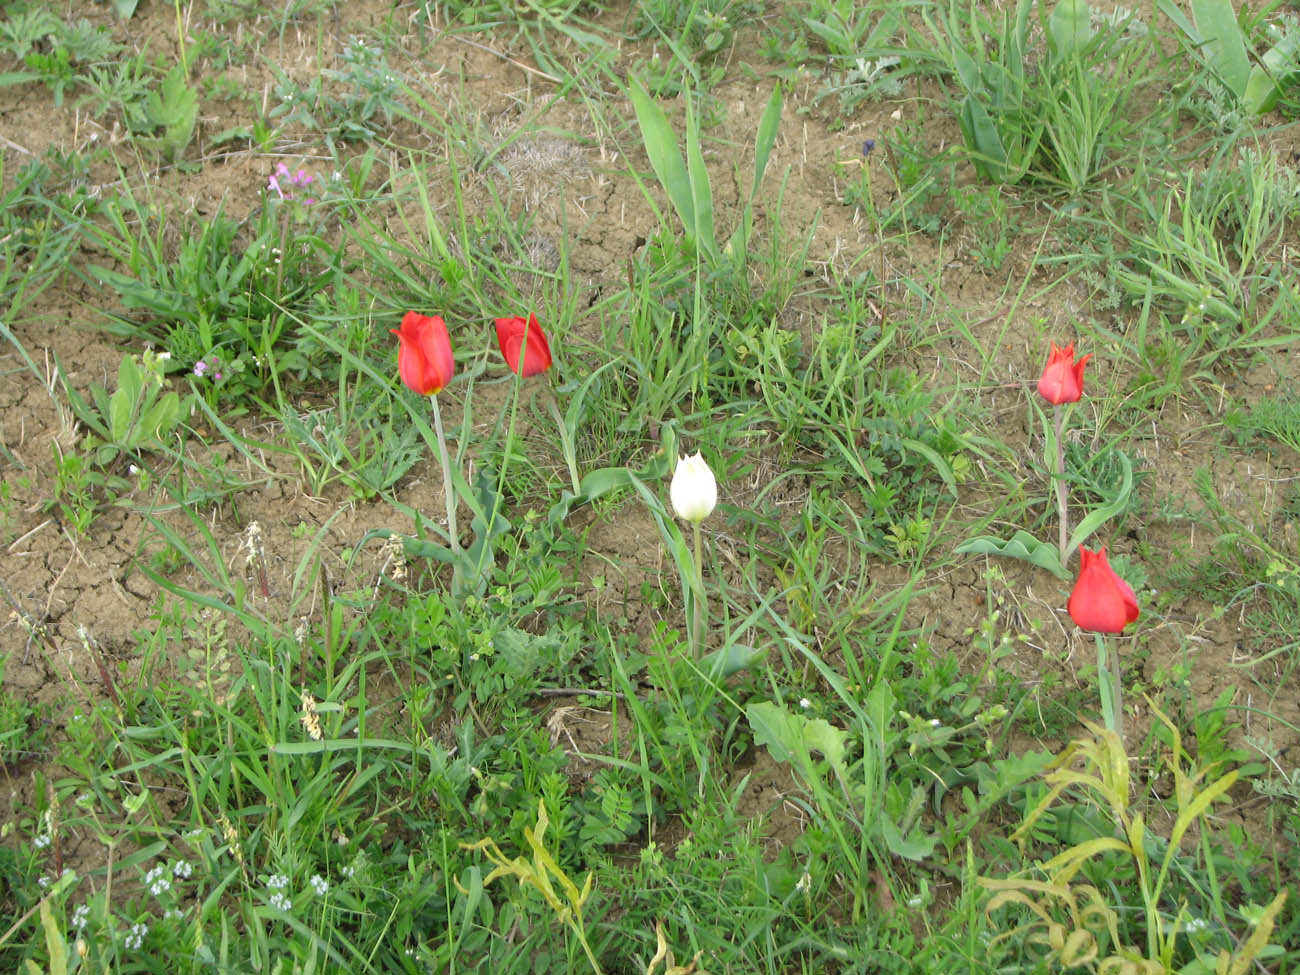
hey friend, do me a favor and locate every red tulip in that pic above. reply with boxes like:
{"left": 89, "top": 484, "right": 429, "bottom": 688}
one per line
{"left": 495, "top": 314, "right": 552, "bottom": 378}
{"left": 1068, "top": 546, "right": 1140, "bottom": 634}
{"left": 1037, "top": 342, "right": 1092, "bottom": 404}
{"left": 392, "top": 312, "right": 454, "bottom": 395}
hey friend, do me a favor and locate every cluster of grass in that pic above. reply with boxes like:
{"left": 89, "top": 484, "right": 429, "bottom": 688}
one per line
{"left": 1, "top": 0, "right": 1298, "bottom": 971}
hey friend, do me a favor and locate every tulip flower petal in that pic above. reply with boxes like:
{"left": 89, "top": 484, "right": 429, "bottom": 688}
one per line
{"left": 1037, "top": 342, "right": 1092, "bottom": 405}
{"left": 670, "top": 452, "right": 717, "bottom": 523}
{"left": 495, "top": 314, "right": 552, "bottom": 377}
{"left": 392, "top": 312, "right": 455, "bottom": 395}
{"left": 1068, "top": 546, "right": 1139, "bottom": 634}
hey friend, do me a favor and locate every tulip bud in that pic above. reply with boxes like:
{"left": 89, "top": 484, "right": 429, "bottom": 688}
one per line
{"left": 670, "top": 452, "right": 717, "bottom": 523}
{"left": 495, "top": 313, "right": 553, "bottom": 377}
{"left": 391, "top": 312, "right": 455, "bottom": 396}
{"left": 1037, "top": 342, "right": 1091, "bottom": 405}
{"left": 1068, "top": 546, "right": 1140, "bottom": 633}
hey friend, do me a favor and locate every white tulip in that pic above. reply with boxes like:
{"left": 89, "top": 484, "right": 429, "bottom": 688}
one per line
{"left": 670, "top": 452, "right": 717, "bottom": 523}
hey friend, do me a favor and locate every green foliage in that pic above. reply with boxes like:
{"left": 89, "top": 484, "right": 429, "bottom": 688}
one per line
{"left": 627, "top": 77, "right": 781, "bottom": 272}
{"left": 935, "top": 0, "right": 1152, "bottom": 190}
{"left": 1106, "top": 148, "right": 1299, "bottom": 371}
{"left": 2, "top": 4, "right": 1299, "bottom": 971}
{"left": 63, "top": 350, "right": 188, "bottom": 468}
{"left": 270, "top": 38, "right": 407, "bottom": 144}
{"left": 0, "top": 656, "right": 49, "bottom": 765}
{"left": 1161, "top": 0, "right": 1300, "bottom": 115}
{"left": 135, "top": 63, "right": 197, "bottom": 160}
{"left": 0, "top": 5, "right": 61, "bottom": 62}
{"left": 633, "top": 0, "right": 745, "bottom": 60}
{"left": 1225, "top": 393, "right": 1300, "bottom": 455}
{"left": 0, "top": 11, "right": 122, "bottom": 105}
{"left": 986, "top": 712, "right": 1288, "bottom": 973}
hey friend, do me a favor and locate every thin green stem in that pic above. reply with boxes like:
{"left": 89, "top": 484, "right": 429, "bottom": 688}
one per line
{"left": 430, "top": 394, "right": 460, "bottom": 554}
{"left": 1055, "top": 404, "right": 1069, "bottom": 567}
{"left": 470, "top": 367, "right": 525, "bottom": 588}
{"left": 692, "top": 520, "right": 704, "bottom": 659}
{"left": 574, "top": 924, "right": 603, "bottom": 975}
{"left": 1095, "top": 632, "right": 1123, "bottom": 740}
{"left": 173, "top": 0, "right": 189, "bottom": 76}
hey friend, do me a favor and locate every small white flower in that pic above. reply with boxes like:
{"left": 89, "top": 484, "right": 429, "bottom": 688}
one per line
{"left": 146, "top": 864, "right": 172, "bottom": 897}
{"left": 265, "top": 873, "right": 288, "bottom": 890}
{"left": 125, "top": 922, "right": 148, "bottom": 950}
{"left": 71, "top": 904, "right": 89, "bottom": 930}
{"left": 670, "top": 452, "right": 717, "bottom": 523}
{"left": 310, "top": 874, "right": 328, "bottom": 896}
{"left": 173, "top": 859, "right": 193, "bottom": 879}
{"left": 269, "top": 892, "right": 292, "bottom": 911}
{"left": 33, "top": 834, "right": 50, "bottom": 850}
{"left": 929, "top": 718, "right": 941, "bottom": 727}
{"left": 799, "top": 698, "right": 812, "bottom": 709}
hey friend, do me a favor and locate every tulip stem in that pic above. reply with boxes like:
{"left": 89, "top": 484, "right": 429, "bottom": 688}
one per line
{"left": 543, "top": 388, "right": 582, "bottom": 496}
{"left": 430, "top": 394, "right": 460, "bottom": 554}
{"left": 691, "top": 520, "right": 705, "bottom": 659}
{"left": 1054, "top": 404, "right": 1069, "bottom": 568}
{"left": 1095, "top": 632, "right": 1123, "bottom": 740}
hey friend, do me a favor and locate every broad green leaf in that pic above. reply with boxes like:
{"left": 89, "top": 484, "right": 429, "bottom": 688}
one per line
{"left": 880, "top": 816, "right": 938, "bottom": 861}
{"left": 140, "top": 391, "right": 181, "bottom": 441}
{"left": 959, "top": 96, "right": 1008, "bottom": 181}
{"left": 628, "top": 76, "right": 696, "bottom": 243}
{"left": 109, "top": 388, "right": 133, "bottom": 443}
{"left": 750, "top": 85, "right": 782, "bottom": 202}
{"left": 1242, "top": 37, "right": 1300, "bottom": 114}
{"left": 38, "top": 899, "right": 68, "bottom": 975}
{"left": 683, "top": 90, "right": 717, "bottom": 260}
{"left": 955, "top": 530, "right": 1069, "bottom": 578}
{"left": 1048, "top": 0, "right": 1092, "bottom": 61}
{"left": 1190, "top": 0, "right": 1250, "bottom": 97}
{"left": 747, "top": 701, "right": 848, "bottom": 776}
{"left": 699, "top": 643, "right": 765, "bottom": 678}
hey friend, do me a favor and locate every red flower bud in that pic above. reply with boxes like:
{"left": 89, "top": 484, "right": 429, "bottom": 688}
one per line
{"left": 392, "top": 312, "right": 454, "bottom": 396}
{"left": 1037, "top": 342, "right": 1091, "bottom": 404}
{"left": 1068, "top": 546, "right": 1140, "bottom": 634}
{"left": 495, "top": 314, "right": 552, "bottom": 378}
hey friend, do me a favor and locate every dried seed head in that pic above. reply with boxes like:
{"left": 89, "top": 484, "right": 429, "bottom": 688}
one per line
{"left": 300, "top": 689, "right": 323, "bottom": 741}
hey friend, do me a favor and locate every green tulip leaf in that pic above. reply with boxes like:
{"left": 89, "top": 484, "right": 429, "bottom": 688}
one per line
{"left": 1190, "top": 0, "right": 1250, "bottom": 99}
{"left": 955, "top": 530, "right": 1068, "bottom": 578}
{"left": 1242, "top": 39, "right": 1300, "bottom": 114}
{"left": 1048, "top": 0, "right": 1092, "bottom": 61}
